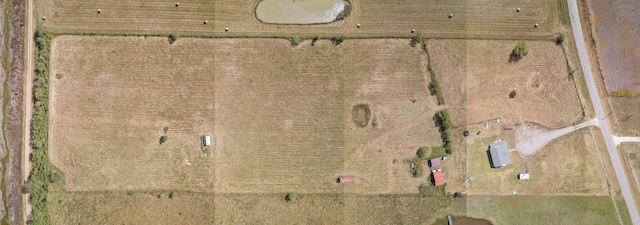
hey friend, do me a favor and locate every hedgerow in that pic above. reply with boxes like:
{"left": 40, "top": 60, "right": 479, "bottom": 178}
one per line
{"left": 27, "top": 28, "right": 53, "bottom": 225}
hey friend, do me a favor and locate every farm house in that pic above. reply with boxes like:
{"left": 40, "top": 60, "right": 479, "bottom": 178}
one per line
{"left": 488, "top": 140, "right": 512, "bottom": 168}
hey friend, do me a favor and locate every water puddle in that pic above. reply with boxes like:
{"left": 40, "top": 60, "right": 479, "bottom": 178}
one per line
{"left": 256, "top": 0, "right": 351, "bottom": 24}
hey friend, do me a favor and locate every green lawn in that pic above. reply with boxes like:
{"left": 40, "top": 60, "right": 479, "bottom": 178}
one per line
{"left": 466, "top": 195, "right": 624, "bottom": 225}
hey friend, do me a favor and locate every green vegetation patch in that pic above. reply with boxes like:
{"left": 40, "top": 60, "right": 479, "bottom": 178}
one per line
{"left": 28, "top": 28, "right": 53, "bottom": 225}
{"left": 467, "top": 195, "right": 624, "bottom": 225}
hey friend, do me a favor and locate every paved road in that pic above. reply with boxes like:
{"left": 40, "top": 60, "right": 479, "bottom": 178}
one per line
{"left": 568, "top": 0, "right": 640, "bottom": 223}
{"left": 22, "top": 0, "right": 35, "bottom": 222}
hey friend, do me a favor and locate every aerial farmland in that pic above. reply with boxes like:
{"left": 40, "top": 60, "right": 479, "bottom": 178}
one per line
{"left": 10, "top": 0, "right": 638, "bottom": 224}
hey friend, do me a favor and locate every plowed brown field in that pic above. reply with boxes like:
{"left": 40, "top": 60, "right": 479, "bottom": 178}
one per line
{"left": 428, "top": 39, "right": 582, "bottom": 128}
{"left": 37, "top": 0, "right": 565, "bottom": 39}
{"left": 49, "top": 36, "right": 442, "bottom": 193}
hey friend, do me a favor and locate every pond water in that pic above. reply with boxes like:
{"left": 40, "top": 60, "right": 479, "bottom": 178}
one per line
{"left": 255, "top": 0, "right": 350, "bottom": 24}
{"left": 433, "top": 216, "right": 492, "bottom": 225}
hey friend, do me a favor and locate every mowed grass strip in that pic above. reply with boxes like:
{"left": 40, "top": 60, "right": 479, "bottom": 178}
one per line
{"left": 39, "top": 0, "right": 563, "bottom": 39}
{"left": 49, "top": 37, "right": 441, "bottom": 193}
{"left": 428, "top": 39, "right": 582, "bottom": 128}
{"left": 466, "top": 195, "right": 624, "bottom": 225}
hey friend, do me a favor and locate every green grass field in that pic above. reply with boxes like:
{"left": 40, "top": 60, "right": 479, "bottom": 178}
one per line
{"left": 466, "top": 195, "right": 624, "bottom": 225}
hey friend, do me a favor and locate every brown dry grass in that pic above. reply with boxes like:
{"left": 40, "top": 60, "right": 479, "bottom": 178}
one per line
{"left": 428, "top": 39, "right": 582, "bottom": 129}
{"left": 454, "top": 126, "right": 608, "bottom": 195}
{"left": 612, "top": 97, "right": 640, "bottom": 135}
{"left": 48, "top": 191, "right": 452, "bottom": 225}
{"left": 49, "top": 36, "right": 442, "bottom": 193}
{"left": 37, "top": 0, "right": 564, "bottom": 39}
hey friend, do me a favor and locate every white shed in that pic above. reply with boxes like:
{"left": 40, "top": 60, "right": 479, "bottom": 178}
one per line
{"left": 518, "top": 173, "right": 530, "bottom": 180}
{"left": 203, "top": 135, "right": 211, "bottom": 146}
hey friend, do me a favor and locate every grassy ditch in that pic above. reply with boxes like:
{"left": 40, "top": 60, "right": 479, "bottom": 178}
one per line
{"left": 27, "top": 28, "right": 53, "bottom": 225}
{"left": 612, "top": 89, "right": 640, "bottom": 97}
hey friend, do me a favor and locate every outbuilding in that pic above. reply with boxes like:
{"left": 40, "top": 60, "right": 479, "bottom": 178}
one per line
{"left": 432, "top": 170, "right": 445, "bottom": 186}
{"left": 429, "top": 157, "right": 442, "bottom": 168}
{"left": 337, "top": 176, "right": 355, "bottom": 183}
{"left": 488, "top": 140, "right": 512, "bottom": 168}
{"left": 203, "top": 135, "right": 211, "bottom": 146}
{"left": 518, "top": 173, "right": 530, "bottom": 180}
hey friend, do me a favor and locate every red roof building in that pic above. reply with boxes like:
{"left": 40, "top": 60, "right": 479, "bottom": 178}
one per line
{"left": 433, "top": 171, "right": 445, "bottom": 186}
{"left": 337, "top": 176, "right": 355, "bottom": 183}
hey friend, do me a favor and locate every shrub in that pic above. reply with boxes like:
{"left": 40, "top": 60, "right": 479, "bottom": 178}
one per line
{"left": 285, "top": 193, "right": 298, "bottom": 202}
{"left": 611, "top": 89, "right": 640, "bottom": 97}
{"left": 311, "top": 35, "right": 321, "bottom": 46}
{"left": 557, "top": 33, "right": 567, "bottom": 44}
{"left": 417, "top": 147, "right": 428, "bottom": 159}
{"left": 411, "top": 32, "right": 425, "bottom": 47}
{"left": 160, "top": 135, "right": 169, "bottom": 144}
{"left": 436, "top": 109, "right": 453, "bottom": 154}
{"left": 512, "top": 40, "right": 528, "bottom": 59}
{"left": 289, "top": 36, "right": 302, "bottom": 46}
{"left": 509, "top": 90, "right": 517, "bottom": 98}
{"left": 168, "top": 30, "right": 180, "bottom": 44}
{"left": 28, "top": 27, "right": 53, "bottom": 225}
{"left": 331, "top": 35, "right": 345, "bottom": 45}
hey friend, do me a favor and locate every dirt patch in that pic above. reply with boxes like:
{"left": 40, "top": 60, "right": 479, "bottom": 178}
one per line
{"left": 590, "top": 0, "right": 640, "bottom": 91}
{"left": 428, "top": 40, "right": 582, "bottom": 129}
{"left": 352, "top": 104, "right": 370, "bottom": 127}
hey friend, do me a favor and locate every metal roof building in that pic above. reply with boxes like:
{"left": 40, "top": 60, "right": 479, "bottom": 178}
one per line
{"left": 433, "top": 170, "right": 445, "bottom": 186}
{"left": 489, "top": 141, "right": 512, "bottom": 168}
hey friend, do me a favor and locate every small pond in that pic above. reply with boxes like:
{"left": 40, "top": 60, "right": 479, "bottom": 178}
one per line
{"left": 256, "top": 0, "right": 351, "bottom": 24}
{"left": 433, "top": 216, "right": 493, "bottom": 225}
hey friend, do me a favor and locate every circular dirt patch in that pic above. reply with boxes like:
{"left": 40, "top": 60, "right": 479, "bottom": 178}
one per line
{"left": 352, "top": 104, "right": 371, "bottom": 127}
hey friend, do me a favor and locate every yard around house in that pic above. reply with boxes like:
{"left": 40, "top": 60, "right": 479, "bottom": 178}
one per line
{"left": 48, "top": 36, "right": 443, "bottom": 193}
{"left": 37, "top": 0, "right": 566, "bottom": 39}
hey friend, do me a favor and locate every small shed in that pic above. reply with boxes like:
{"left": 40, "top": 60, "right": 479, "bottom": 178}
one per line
{"left": 203, "top": 135, "right": 211, "bottom": 146}
{"left": 489, "top": 141, "right": 512, "bottom": 168}
{"left": 518, "top": 173, "right": 530, "bottom": 180}
{"left": 433, "top": 171, "right": 445, "bottom": 186}
{"left": 337, "top": 176, "right": 355, "bottom": 183}
{"left": 429, "top": 157, "right": 442, "bottom": 168}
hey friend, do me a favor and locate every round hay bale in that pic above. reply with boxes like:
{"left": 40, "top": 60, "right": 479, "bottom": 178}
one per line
{"left": 517, "top": 8, "right": 520, "bottom": 12}
{"left": 449, "top": 14, "right": 453, "bottom": 18}
{"left": 175, "top": 2, "right": 179, "bottom": 7}
{"left": 411, "top": 29, "right": 415, "bottom": 33}
{"left": 225, "top": 27, "right": 229, "bottom": 32}
{"left": 357, "top": 23, "right": 360, "bottom": 28}
{"left": 97, "top": 9, "right": 101, "bottom": 14}
{"left": 204, "top": 20, "right": 208, "bottom": 24}
{"left": 534, "top": 23, "right": 538, "bottom": 28}
{"left": 42, "top": 16, "right": 46, "bottom": 20}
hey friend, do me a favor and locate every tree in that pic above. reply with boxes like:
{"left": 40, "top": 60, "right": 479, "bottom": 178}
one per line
{"left": 168, "top": 30, "right": 180, "bottom": 44}
{"left": 285, "top": 193, "right": 297, "bottom": 202}
{"left": 509, "top": 90, "right": 517, "bottom": 98}
{"left": 289, "top": 36, "right": 302, "bottom": 46}
{"left": 160, "top": 135, "right": 169, "bottom": 144}
{"left": 417, "top": 147, "right": 428, "bottom": 159}
{"left": 332, "top": 35, "right": 345, "bottom": 45}
{"left": 411, "top": 32, "right": 425, "bottom": 47}
{"left": 512, "top": 40, "right": 528, "bottom": 59}
{"left": 557, "top": 33, "right": 567, "bottom": 44}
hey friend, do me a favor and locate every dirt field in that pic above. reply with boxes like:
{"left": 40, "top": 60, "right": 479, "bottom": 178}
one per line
{"left": 48, "top": 190, "right": 451, "bottom": 225}
{"left": 49, "top": 36, "right": 442, "bottom": 193}
{"left": 37, "top": 0, "right": 565, "bottom": 39}
{"left": 428, "top": 39, "right": 582, "bottom": 129}
{"left": 590, "top": 0, "right": 640, "bottom": 92}
{"left": 612, "top": 97, "right": 640, "bottom": 134}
